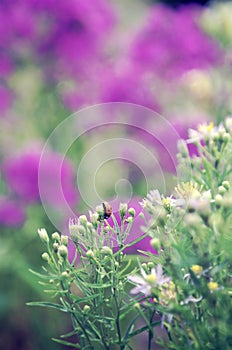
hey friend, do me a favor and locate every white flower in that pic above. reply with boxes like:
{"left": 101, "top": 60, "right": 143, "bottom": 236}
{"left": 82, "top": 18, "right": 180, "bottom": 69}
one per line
{"left": 141, "top": 190, "right": 183, "bottom": 212}
{"left": 128, "top": 264, "right": 171, "bottom": 296}
{"left": 187, "top": 122, "right": 216, "bottom": 143}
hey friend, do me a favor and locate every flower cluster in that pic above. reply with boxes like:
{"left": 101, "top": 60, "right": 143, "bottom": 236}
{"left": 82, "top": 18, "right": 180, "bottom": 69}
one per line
{"left": 30, "top": 119, "right": 232, "bottom": 349}
{"left": 128, "top": 117, "right": 232, "bottom": 349}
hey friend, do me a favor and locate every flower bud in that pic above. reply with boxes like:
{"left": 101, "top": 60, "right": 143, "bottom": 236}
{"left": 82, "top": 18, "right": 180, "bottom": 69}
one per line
{"left": 218, "top": 186, "right": 226, "bottom": 195}
{"left": 79, "top": 215, "right": 88, "bottom": 226}
{"left": 87, "top": 222, "right": 93, "bottom": 230}
{"left": 119, "top": 203, "right": 128, "bottom": 218}
{"left": 53, "top": 242, "right": 59, "bottom": 253}
{"left": 225, "top": 116, "right": 232, "bottom": 133}
{"left": 134, "top": 302, "right": 140, "bottom": 309}
{"left": 215, "top": 194, "right": 223, "bottom": 206}
{"left": 52, "top": 232, "right": 60, "bottom": 241}
{"left": 58, "top": 245, "right": 68, "bottom": 259}
{"left": 61, "top": 271, "right": 69, "bottom": 278}
{"left": 86, "top": 249, "right": 95, "bottom": 260}
{"left": 150, "top": 238, "right": 161, "bottom": 250}
{"left": 38, "top": 228, "right": 49, "bottom": 243}
{"left": 222, "top": 132, "right": 230, "bottom": 143}
{"left": 128, "top": 207, "right": 136, "bottom": 217}
{"left": 96, "top": 205, "right": 104, "bottom": 216}
{"left": 184, "top": 213, "right": 202, "bottom": 227}
{"left": 61, "top": 235, "right": 68, "bottom": 246}
{"left": 41, "top": 252, "right": 50, "bottom": 262}
{"left": 101, "top": 246, "right": 113, "bottom": 255}
{"left": 125, "top": 217, "right": 133, "bottom": 223}
{"left": 83, "top": 305, "right": 90, "bottom": 314}
{"left": 89, "top": 211, "right": 99, "bottom": 226}
{"left": 222, "top": 181, "right": 230, "bottom": 191}
{"left": 69, "top": 219, "right": 79, "bottom": 242}
{"left": 147, "top": 262, "right": 154, "bottom": 269}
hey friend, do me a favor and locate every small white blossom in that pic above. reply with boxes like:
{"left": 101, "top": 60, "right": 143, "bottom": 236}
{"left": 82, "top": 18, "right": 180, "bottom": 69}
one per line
{"left": 128, "top": 264, "right": 171, "bottom": 296}
{"left": 141, "top": 189, "right": 183, "bottom": 213}
{"left": 187, "top": 122, "right": 216, "bottom": 143}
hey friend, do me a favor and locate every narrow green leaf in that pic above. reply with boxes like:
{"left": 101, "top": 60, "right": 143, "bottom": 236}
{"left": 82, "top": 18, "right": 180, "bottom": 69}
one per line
{"left": 26, "top": 301, "right": 67, "bottom": 311}
{"left": 52, "top": 338, "right": 81, "bottom": 348}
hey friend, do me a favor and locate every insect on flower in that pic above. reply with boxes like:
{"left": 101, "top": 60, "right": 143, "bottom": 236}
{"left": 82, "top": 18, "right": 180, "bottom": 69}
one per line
{"left": 103, "top": 202, "right": 112, "bottom": 219}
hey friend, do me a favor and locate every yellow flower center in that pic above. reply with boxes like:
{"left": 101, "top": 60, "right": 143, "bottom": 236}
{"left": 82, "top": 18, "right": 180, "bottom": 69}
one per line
{"left": 191, "top": 265, "right": 203, "bottom": 275}
{"left": 175, "top": 181, "right": 202, "bottom": 199}
{"left": 208, "top": 281, "right": 218, "bottom": 291}
{"left": 146, "top": 274, "right": 157, "bottom": 284}
{"left": 198, "top": 122, "right": 214, "bottom": 133}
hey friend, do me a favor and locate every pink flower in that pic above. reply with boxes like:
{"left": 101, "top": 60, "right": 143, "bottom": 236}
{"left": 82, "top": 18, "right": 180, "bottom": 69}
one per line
{"left": 2, "top": 151, "right": 79, "bottom": 208}
{"left": 0, "top": 197, "right": 25, "bottom": 227}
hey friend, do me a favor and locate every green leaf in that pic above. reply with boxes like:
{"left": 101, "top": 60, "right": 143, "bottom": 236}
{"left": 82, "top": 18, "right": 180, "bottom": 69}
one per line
{"left": 70, "top": 293, "right": 100, "bottom": 304}
{"left": 52, "top": 338, "right": 81, "bottom": 348}
{"left": 26, "top": 301, "right": 67, "bottom": 311}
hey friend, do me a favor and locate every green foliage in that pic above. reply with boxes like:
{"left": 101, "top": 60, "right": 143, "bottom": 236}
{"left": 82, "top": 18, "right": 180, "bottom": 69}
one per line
{"left": 29, "top": 119, "right": 232, "bottom": 349}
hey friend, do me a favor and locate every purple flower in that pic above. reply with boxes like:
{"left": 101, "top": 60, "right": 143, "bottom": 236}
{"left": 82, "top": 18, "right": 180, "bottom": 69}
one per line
{"left": 0, "top": 197, "right": 25, "bottom": 227}
{"left": 100, "top": 66, "right": 160, "bottom": 111}
{"left": 130, "top": 4, "right": 222, "bottom": 80}
{"left": 2, "top": 151, "right": 79, "bottom": 208}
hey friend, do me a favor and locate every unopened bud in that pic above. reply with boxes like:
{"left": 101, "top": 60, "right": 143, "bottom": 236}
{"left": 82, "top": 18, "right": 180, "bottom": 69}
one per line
{"left": 61, "top": 235, "right": 68, "bottom": 246}
{"left": 147, "top": 262, "right": 154, "bottom": 269}
{"left": 222, "top": 181, "right": 230, "bottom": 190}
{"left": 61, "top": 271, "right": 69, "bottom": 278}
{"left": 119, "top": 203, "right": 128, "bottom": 218}
{"left": 79, "top": 215, "right": 88, "bottom": 225}
{"left": 58, "top": 245, "right": 68, "bottom": 259}
{"left": 89, "top": 211, "right": 99, "bottom": 226}
{"left": 52, "top": 232, "right": 60, "bottom": 241}
{"left": 86, "top": 249, "right": 95, "bottom": 260}
{"left": 215, "top": 194, "right": 223, "bottom": 206}
{"left": 101, "top": 246, "right": 113, "bottom": 255}
{"left": 134, "top": 302, "right": 140, "bottom": 309}
{"left": 222, "top": 133, "right": 230, "bottom": 143}
{"left": 41, "top": 252, "right": 50, "bottom": 262}
{"left": 218, "top": 186, "right": 226, "bottom": 195}
{"left": 150, "top": 238, "right": 161, "bottom": 250}
{"left": 125, "top": 217, "right": 133, "bottom": 223}
{"left": 83, "top": 305, "right": 90, "bottom": 314}
{"left": 38, "top": 228, "right": 49, "bottom": 243}
{"left": 53, "top": 242, "right": 59, "bottom": 253}
{"left": 128, "top": 207, "right": 136, "bottom": 217}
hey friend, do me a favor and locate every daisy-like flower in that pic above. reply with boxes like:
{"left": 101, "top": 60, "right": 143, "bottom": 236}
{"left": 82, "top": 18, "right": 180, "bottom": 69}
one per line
{"left": 187, "top": 122, "right": 229, "bottom": 144}
{"left": 175, "top": 182, "right": 211, "bottom": 214}
{"left": 141, "top": 189, "right": 183, "bottom": 214}
{"left": 187, "top": 121, "right": 216, "bottom": 144}
{"left": 128, "top": 264, "right": 171, "bottom": 296}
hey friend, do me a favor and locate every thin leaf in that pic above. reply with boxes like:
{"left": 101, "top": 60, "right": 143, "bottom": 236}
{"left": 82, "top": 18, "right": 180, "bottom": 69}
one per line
{"left": 26, "top": 301, "right": 67, "bottom": 312}
{"left": 52, "top": 338, "right": 81, "bottom": 348}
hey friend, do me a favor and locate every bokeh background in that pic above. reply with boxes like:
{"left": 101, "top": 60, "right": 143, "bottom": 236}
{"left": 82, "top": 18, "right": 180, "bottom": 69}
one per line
{"left": 0, "top": 0, "right": 232, "bottom": 349}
